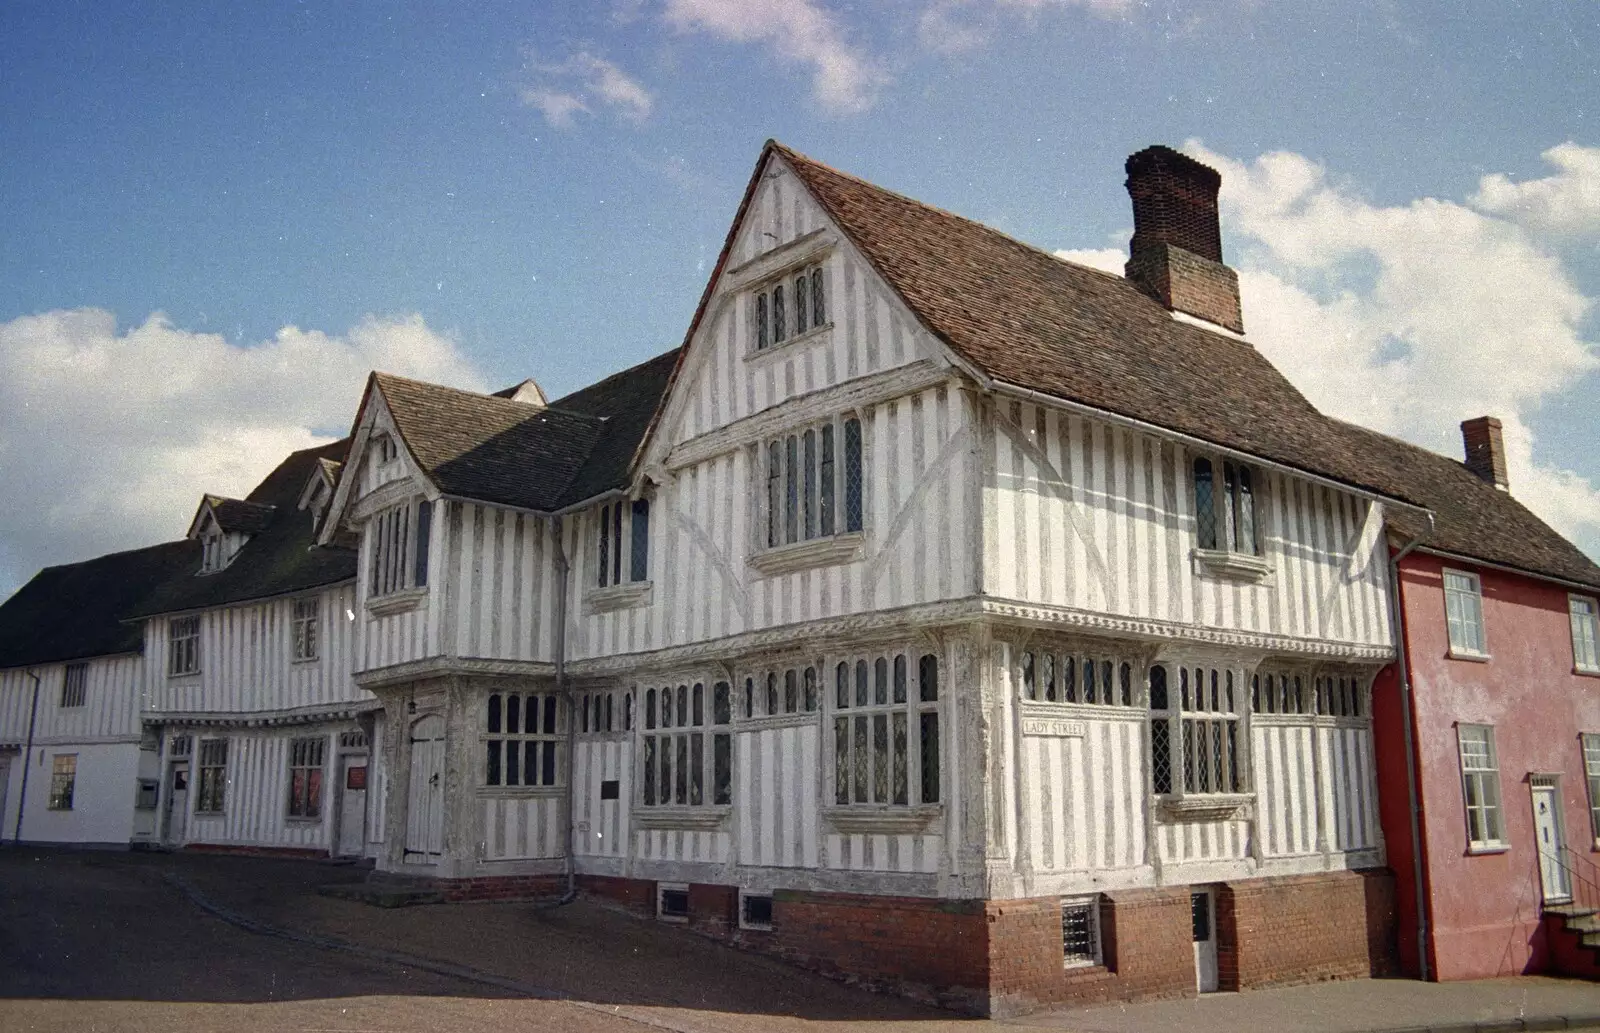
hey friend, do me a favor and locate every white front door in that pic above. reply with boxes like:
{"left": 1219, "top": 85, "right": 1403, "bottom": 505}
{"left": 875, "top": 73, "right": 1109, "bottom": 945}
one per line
{"left": 0, "top": 755, "right": 11, "bottom": 835}
{"left": 164, "top": 763, "right": 189, "bottom": 844}
{"left": 1532, "top": 782, "right": 1571, "bottom": 903}
{"left": 405, "top": 716, "right": 444, "bottom": 863}
{"left": 1192, "top": 889, "right": 1219, "bottom": 993}
{"left": 336, "top": 755, "right": 368, "bottom": 857}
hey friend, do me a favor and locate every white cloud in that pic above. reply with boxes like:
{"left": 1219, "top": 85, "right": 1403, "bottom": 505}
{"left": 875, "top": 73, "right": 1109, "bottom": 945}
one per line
{"left": 520, "top": 49, "right": 653, "bottom": 127}
{"left": 1180, "top": 141, "right": 1600, "bottom": 559}
{"left": 1470, "top": 142, "right": 1600, "bottom": 237}
{"left": 1053, "top": 246, "right": 1125, "bottom": 275}
{"left": 0, "top": 310, "right": 484, "bottom": 596}
{"left": 662, "top": 0, "right": 885, "bottom": 113}
{"left": 918, "top": 0, "right": 1134, "bottom": 54}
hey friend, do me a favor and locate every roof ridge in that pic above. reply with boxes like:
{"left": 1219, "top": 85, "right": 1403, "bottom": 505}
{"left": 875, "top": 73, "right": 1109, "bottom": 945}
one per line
{"left": 30, "top": 537, "right": 193, "bottom": 576}
{"left": 770, "top": 140, "right": 1140, "bottom": 295}
{"left": 549, "top": 346, "right": 681, "bottom": 405}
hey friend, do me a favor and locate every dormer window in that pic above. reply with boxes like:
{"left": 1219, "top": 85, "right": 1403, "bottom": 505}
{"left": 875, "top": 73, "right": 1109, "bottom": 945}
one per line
{"left": 200, "top": 533, "right": 227, "bottom": 574}
{"left": 753, "top": 263, "right": 826, "bottom": 351}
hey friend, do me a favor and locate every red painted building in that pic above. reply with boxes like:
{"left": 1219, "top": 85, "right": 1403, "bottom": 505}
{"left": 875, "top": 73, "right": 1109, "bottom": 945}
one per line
{"left": 1345, "top": 417, "right": 1600, "bottom": 981}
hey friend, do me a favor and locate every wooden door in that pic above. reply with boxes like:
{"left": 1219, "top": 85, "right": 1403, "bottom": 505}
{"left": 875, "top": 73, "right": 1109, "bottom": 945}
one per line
{"left": 1192, "top": 889, "right": 1219, "bottom": 993}
{"left": 1532, "top": 781, "right": 1571, "bottom": 903}
{"left": 336, "top": 755, "right": 368, "bottom": 857}
{"left": 405, "top": 716, "right": 444, "bottom": 862}
{"left": 164, "top": 763, "right": 189, "bottom": 844}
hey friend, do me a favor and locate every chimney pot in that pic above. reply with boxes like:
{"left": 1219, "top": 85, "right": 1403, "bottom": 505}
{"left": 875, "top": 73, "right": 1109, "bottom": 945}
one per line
{"left": 1461, "top": 416, "right": 1509, "bottom": 490}
{"left": 1123, "top": 145, "right": 1244, "bottom": 334}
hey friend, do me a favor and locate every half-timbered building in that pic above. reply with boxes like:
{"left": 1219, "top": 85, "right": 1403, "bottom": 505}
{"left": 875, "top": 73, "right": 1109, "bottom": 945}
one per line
{"left": 124, "top": 442, "right": 379, "bottom": 858}
{"left": 315, "top": 142, "right": 1425, "bottom": 1014}
{"left": 0, "top": 542, "right": 192, "bottom": 845}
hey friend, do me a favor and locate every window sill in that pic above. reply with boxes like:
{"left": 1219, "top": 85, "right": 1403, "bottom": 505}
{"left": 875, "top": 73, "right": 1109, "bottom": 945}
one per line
{"left": 635, "top": 806, "right": 731, "bottom": 831}
{"left": 285, "top": 815, "right": 324, "bottom": 824}
{"left": 291, "top": 655, "right": 320, "bottom": 665}
{"left": 367, "top": 588, "right": 426, "bottom": 617}
{"left": 167, "top": 671, "right": 201, "bottom": 681}
{"left": 1192, "top": 548, "right": 1273, "bottom": 583}
{"left": 749, "top": 532, "right": 865, "bottom": 577}
{"left": 1156, "top": 793, "right": 1254, "bottom": 823}
{"left": 479, "top": 785, "right": 564, "bottom": 799}
{"left": 823, "top": 804, "right": 943, "bottom": 836}
{"left": 1573, "top": 665, "right": 1600, "bottom": 678}
{"left": 584, "top": 580, "right": 653, "bottom": 615}
{"left": 1466, "top": 842, "right": 1510, "bottom": 856}
{"left": 743, "top": 321, "right": 835, "bottom": 363}
{"left": 1446, "top": 648, "right": 1491, "bottom": 663}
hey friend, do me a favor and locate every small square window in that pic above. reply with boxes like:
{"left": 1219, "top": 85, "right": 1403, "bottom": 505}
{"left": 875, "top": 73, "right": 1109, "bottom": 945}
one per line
{"left": 60, "top": 663, "right": 87, "bottom": 708}
{"left": 1062, "top": 896, "right": 1101, "bottom": 967}
{"left": 657, "top": 883, "right": 690, "bottom": 922}
{"left": 740, "top": 892, "right": 774, "bottom": 931}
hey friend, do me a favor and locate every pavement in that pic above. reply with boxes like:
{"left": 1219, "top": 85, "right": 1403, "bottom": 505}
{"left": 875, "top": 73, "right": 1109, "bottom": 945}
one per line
{"left": 1, "top": 847, "right": 1596, "bottom": 1033}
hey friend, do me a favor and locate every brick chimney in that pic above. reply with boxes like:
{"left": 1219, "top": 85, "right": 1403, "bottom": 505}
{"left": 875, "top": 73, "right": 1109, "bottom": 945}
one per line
{"left": 1461, "top": 416, "right": 1509, "bottom": 490}
{"left": 1124, "top": 145, "right": 1244, "bottom": 334}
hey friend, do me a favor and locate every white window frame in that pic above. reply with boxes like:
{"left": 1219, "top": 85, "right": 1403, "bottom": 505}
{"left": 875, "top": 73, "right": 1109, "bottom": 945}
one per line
{"left": 1061, "top": 895, "right": 1102, "bottom": 968}
{"left": 1570, "top": 596, "right": 1599, "bottom": 674}
{"left": 830, "top": 651, "right": 941, "bottom": 808}
{"left": 168, "top": 616, "right": 201, "bottom": 677}
{"left": 48, "top": 754, "right": 77, "bottom": 811}
{"left": 285, "top": 736, "right": 327, "bottom": 820}
{"left": 368, "top": 499, "right": 431, "bottom": 600}
{"left": 292, "top": 596, "right": 320, "bottom": 662}
{"left": 60, "top": 662, "right": 87, "bottom": 708}
{"left": 595, "top": 498, "right": 651, "bottom": 588}
{"left": 1582, "top": 733, "right": 1600, "bottom": 848}
{"left": 1457, "top": 724, "right": 1506, "bottom": 852}
{"left": 640, "top": 681, "right": 732, "bottom": 808}
{"left": 196, "top": 738, "right": 229, "bottom": 815}
{"left": 1192, "top": 456, "right": 1261, "bottom": 557}
{"left": 752, "top": 262, "right": 827, "bottom": 353}
{"left": 483, "top": 691, "right": 564, "bottom": 789}
{"left": 1443, "top": 568, "right": 1488, "bottom": 659}
{"left": 761, "top": 413, "right": 864, "bottom": 553}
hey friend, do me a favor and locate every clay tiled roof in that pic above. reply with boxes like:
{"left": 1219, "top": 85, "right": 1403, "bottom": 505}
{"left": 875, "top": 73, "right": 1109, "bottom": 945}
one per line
{"left": 1329, "top": 421, "right": 1600, "bottom": 591}
{"left": 771, "top": 142, "right": 1425, "bottom": 508}
{"left": 0, "top": 540, "right": 196, "bottom": 667}
{"left": 126, "top": 440, "right": 357, "bottom": 618}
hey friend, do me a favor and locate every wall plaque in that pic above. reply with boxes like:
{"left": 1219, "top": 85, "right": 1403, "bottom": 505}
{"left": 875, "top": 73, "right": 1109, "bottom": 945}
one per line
{"left": 1021, "top": 718, "right": 1087, "bottom": 738}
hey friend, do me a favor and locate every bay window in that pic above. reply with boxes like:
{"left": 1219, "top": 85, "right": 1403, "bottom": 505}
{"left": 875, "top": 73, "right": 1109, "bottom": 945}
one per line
{"left": 1149, "top": 664, "right": 1243, "bottom": 797}
{"left": 484, "top": 692, "right": 563, "bottom": 788}
{"left": 641, "top": 681, "right": 731, "bottom": 807}
{"left": 832, "top": 652, "right": 940, "bottom": 807}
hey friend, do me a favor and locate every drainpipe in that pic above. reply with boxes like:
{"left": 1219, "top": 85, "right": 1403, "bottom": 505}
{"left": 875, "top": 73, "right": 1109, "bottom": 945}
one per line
{"left": 1386, "top": 518, "right": 1433, "bottom": 981}
{"left": 13, "top": 669, "right": 42, "bottom": 844}
{"left": 553, "top": 516, "right": 578, "bottom": 906}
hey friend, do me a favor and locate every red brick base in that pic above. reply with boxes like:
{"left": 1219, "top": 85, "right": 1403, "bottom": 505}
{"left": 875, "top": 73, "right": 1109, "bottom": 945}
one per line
{"left": 384, "top": 867, "right": 1397, "bottom": 1015}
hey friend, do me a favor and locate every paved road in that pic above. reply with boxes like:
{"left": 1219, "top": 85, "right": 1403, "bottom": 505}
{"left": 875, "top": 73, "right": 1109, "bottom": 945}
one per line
{"left": 3, "top": 849, "right": 1597, "bottom": 1033}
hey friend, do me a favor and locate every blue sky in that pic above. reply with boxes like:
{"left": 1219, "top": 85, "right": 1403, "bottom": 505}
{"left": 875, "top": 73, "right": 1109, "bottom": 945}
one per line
{"left": 2, "top": 0, "right": 1597, "bottom": 595}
